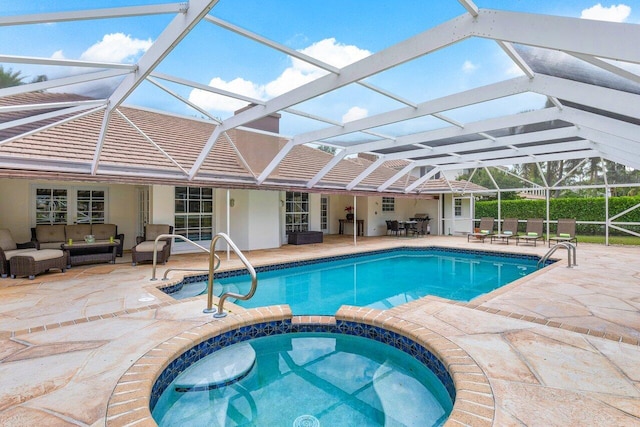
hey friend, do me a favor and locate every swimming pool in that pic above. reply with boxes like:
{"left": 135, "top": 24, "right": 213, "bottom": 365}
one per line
{"left": 164, "top": 247, "right": 544, "bottom": 315}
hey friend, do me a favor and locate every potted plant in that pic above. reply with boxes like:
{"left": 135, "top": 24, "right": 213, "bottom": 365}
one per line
{"left": 345, "top": 206, "right": 354, "bottom": 220}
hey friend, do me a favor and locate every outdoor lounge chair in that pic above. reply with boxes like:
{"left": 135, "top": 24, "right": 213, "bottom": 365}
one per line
{"left": 516, "top": 219, "right": 544, "bottom": 246}
{"left": 467, "top": 217, "right": 495, "bottom": 242}
{"left": 131, "top": 224, "right": 173, "bottom": 266}
{"left": 549, "top": 218, "right": 577, "bottom": 247}
{"left": 491, "top": 218, "right": 519, "bottom": 244}
{"left": 0, "top": 228, "right": 65, "bottom": 279}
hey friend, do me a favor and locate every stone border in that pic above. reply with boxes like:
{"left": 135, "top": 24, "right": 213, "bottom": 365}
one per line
{"left": 105, "top": 306, "right": 495, "bottom": 427}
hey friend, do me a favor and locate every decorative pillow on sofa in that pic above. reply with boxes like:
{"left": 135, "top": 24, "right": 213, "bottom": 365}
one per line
{"left": 0, "top": 229, "right": 17, "bottom": 251}
{"left": 145, "top": 224, "right": 171, "bottom": 241}
{"left": 92, "top": 224, "right": 117, "bottom": 240}
{"left": 65, "top": 224, "right": 92, "bottom": 241}
{"left": 35, "top": 224, "right": 66, "bottom": 243}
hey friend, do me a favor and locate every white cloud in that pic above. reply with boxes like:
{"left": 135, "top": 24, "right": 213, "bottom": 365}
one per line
{"left": 462, "top": 60, "right": 478, "bottom": 73}
{"left": 580, "top": 3, "right": 631, "bottom": 22}
{"left": 189, "top": 77, "right": 264, "bottom": 112}
{"left": 342, "top": 106, "right": 368, "bottom": 122}
{"left": 504, "top": 62, "right": 525, "bottom": 77}
{"left": 189, "top": 38, "right": 371, "bottom": 112}
{"left": 80, "top": 33, "right": 152, "bottom": 63}
{"left": 49, "top": 33, "right": 153, "bottom": 97}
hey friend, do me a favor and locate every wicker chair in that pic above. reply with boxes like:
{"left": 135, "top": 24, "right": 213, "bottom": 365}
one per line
{"left": 131, "top": 224, "right": 173, "bottom": 266}
{"left": 0, "top": 228, "right": 39, "bottom": 278}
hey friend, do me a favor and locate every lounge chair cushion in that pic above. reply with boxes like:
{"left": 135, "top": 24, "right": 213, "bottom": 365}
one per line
{"left": 135, "top": 241, "right": 167, "bottom": 252}
{"left": 480, "top": 229, "right": 490, "bottom": 234}
{"left": 35, "top": 224, "right": 66, "bottom": 243}
{"left": 92, "top": 224, "right": 117, "bottom": 240}
{"left": 17, "top": 249, "right": 64, "bottom": 261}
{"left": 0, "top": 229, "right": 17, "bottom": 251}
{"left": 65, "top": 224, "right": 92, "bottom": 241}
{"left": 527, "top": 232, "right": 538, "bottom": 237}
{"left": 145, "top": 224, "right": 171, "bottom": 241}
{"left": 559, "top": 233, "right": 571, "bottom": 237}
{"left": 503, "top": 231, "right": 513, "bottom": 235}
{"left": 3, "top": 248, "right": 38, "bottom": 260}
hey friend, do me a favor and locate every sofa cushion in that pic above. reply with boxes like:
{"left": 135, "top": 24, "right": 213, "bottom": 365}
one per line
{"left": 135, "top": 241, "right": 167, "bottom": 252}
{"left": 65, "top": 224, "right": 92, "bottom": 241}
{"left": 145, "top": 224, "right": 171, "bottom": 241}
{"left": 92, "top": 224, "right": 116, "bottom": 240}
{"left": 35, "top": 224, "right": 66, "bottom": 243}
{"left": 0, "top": 229, "right": 17, "bottom": 251}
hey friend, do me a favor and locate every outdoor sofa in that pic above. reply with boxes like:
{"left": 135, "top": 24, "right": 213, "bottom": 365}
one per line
{"left": 31, "top": 224, "right": 125, "bottom": 257}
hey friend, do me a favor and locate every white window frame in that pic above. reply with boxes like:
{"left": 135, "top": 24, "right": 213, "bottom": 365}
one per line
{"left": 382, "top": 197, "right": 395, "bottom": 212}
{"left": 31, "top": 185, "right": 109, "bottom": 225}
{"left": 320, "top": 195, "right": 328, "bottom": 231}
{"left": 174, "top": 186, "right": 214, "bottom": 242}
{"left": 286, "top": 191, "right": 309, "bottom": 233}
{"left": 454, "top": 198, "right": 463, "bottom": 217}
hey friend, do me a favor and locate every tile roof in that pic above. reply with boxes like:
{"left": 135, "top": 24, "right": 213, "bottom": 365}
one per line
{"left": 0, "top": 93, "right": 485, "bottom": 194}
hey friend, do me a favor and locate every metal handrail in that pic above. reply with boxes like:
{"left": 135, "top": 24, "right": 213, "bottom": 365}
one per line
{"left": 537, "top": 242, "right": 577, "bottom": 268}
{"left": 161, "top": 253, "right": 221, "bottom": 280}
{"left": 204, "top": 232, "right": 257, "bottom": 318}
{"left": 150, "top": 234, "right": 212, "bottom": 281}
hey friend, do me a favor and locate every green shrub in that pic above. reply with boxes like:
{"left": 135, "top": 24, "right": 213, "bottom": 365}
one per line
{"left": 475, "top": 196, "right": 640, "bottom": 235}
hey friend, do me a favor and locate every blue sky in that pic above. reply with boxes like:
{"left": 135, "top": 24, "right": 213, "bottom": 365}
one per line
{"left": 1, "top": 1, "right": 639, "bottom": 137}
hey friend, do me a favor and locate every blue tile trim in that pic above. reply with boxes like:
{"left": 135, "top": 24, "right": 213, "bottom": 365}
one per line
{"left": 159, "top": 246, "right": 552, "bottom": 296}
{"left": 150, "top": 320, "right": 456, "bottom": 411}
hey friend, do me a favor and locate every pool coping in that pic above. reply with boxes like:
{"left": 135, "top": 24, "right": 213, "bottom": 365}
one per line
{"left": 105, "top": 306, "right": 495, "bottom": 427}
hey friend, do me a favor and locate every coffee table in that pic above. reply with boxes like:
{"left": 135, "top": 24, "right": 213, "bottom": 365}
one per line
{"left": 61, "top": 241, "right": 118, "bottom": 268}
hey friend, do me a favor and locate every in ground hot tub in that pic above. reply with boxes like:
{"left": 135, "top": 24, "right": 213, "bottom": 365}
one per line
{"left": 106, "top": 309, "right": 495, "bottom": 427}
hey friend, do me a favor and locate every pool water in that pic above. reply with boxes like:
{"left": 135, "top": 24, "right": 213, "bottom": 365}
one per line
{"left": 152, "top": 332, "right": 453, "bottom": 426}
{"left": 172, "top": 249, "right": 540, "bottom": 315}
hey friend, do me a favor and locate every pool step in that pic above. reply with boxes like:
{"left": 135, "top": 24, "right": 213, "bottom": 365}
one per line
{"left": 174, "top": 343, "right": 256, "bottom": 392}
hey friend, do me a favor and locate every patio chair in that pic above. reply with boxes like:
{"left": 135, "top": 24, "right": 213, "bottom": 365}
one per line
{"left": 388, "top": 220, "right": 401, "bottom": 236}
{"left": 516, "top": 219, "right": 544, "bottom": 246}
{"left": 491, "top": 218, "right": 519, "bottom": 244}
{"left": 467, "top": 217, "right": 495, "bottom": 242}
{"left": 1, "top": 228, "right": 65, "bottom": 279}
{"left": 131, "top": 224, "right": 173, "bottom": 266}
{"left": 549, "top": 218, "right": 577, "bottom": 247}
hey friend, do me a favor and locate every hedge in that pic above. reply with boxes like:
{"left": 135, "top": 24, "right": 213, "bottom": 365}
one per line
{"left": 475, "top": 196, "right": 640, "bottom": 235}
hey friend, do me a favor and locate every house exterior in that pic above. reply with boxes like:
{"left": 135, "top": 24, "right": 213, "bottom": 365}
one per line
{"left": 0, "top": 93, "right": 484, "bottom": 253}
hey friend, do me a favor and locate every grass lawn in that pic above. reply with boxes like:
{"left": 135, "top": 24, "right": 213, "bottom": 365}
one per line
{"left": 575, "top": 235, "right": 640, "bottom": 245}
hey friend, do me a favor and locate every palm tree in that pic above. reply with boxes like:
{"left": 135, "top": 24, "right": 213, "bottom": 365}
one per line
{"left": 0, "top": 66, "right": 25, "bottom": 88}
